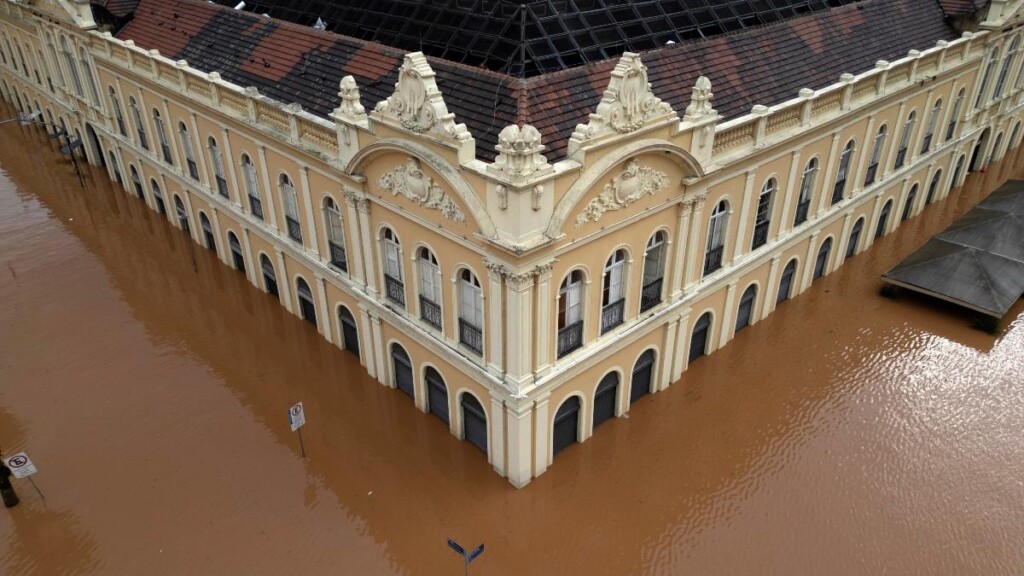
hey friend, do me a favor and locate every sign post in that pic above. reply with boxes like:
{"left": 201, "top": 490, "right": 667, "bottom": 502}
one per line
{"left": 5, "top": 452, "right": 44, "bottom": 501}
{"left": 288, "top": 402, "right": 306, "bottom": 458}
{"left": 447, "top": 538, "right": 484, "bottom": 576}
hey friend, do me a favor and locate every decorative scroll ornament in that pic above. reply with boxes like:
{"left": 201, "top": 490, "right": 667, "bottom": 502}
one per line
{"left": 684, "top": 76, "right": 715, "bottom": 119}
{"left": 571, "top": 53, "right": 674, "bottom": 141}
{"left": 373, "top": 52, "right": 471, "bottom": 141}
{"left": 378, "top": 158, "right": 466, "bottom": 223}
{"left": 575, "top": 159, "right": 669, "bottom": 227}
{"left": 491, "top": 124, "right": 551, "bottom": 182}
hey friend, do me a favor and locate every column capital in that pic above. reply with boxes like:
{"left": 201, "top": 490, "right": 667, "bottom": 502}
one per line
{"left": 484, "top": 258, "right": 509, "bottom": 280}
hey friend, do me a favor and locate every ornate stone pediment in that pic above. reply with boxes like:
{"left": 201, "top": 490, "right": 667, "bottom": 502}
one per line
{"left": 571, "top": 53, "right": 675, "bottom": 142}
{"left": 575, "top": 159, "right": 670, "bottom": 227}
{"left": 373, "top": 52, "right": 471, "bottom": 143}
{"left": 378, "top": 158, "right": 466, "bottom": 223}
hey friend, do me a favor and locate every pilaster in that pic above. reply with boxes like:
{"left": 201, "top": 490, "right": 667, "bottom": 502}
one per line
{"left": 684, "top": 194, "right": 707, "bottom": 289}
{"left": 343, "top": 188, "right": 367, "bottom": 287}
{"left": 256, "top": 145, "right": 279, "bottom": 228}
{"left": 275, "top": 248, "right": 293, "bottom": 313}
{"left": 315, "top": 274, "right": 333, "bottom": 344}
{"left": 800, "top": 231, "right": 820, "bottom": 293}
{"left": 659, "top": 316, "right": 679, "bottom": 391}
{"left": 220, "top": 128, "right": 240, "bottom": 207}
{"left": 779, "top": 150, "right": 801, "bottom": 235}
{"left": 672, "top": 307, "right": 691, "bottom": 381}
{"left": 761, "top": 255, "right": 781, "bottom": 320}
{"left": 816, "top": 133, "right": 842, "bottom": 217}
{"left": 370, "top": 312, "right": 386, "bottom": 385}
{"left": 489, "top": 394, "right": 506, "bottom": 476}
{"left": 837, "top": 212, "right": 854, "bottom": 270}
{"left": 866, "top": 194, "right": 885, "bottom": 249}
{"left": 241, "top": 227, "right": 257, "bottom": 286}
{"left": 533, "top": 262, "right": 554, "bottom": 377}
{"left": 298, "top": 165, "right": 320, "bottom": 255}
{"left": 717, "top": 281, "right": 738, "bottom": 349}
{"left": 533, "top": 395, "right": 551, "bottom": 476}
{"left": 852, "top": 116, "right": 876, "bottom": 196}
{"left": 484, "top": 260, "right": 505, "bottom": 374}
{"left": 732, "top": 170, "right": 757, "bottom": 261}
{"left": 358, "top": 305, "right": 377, "bottom": 379}
{"left": 209, "top": 206, "right": 226, "bottom": 264}
{"left": 669, "top": 199, "right": 693, "bottom": 299}
{"left": 505, "top": 401, "right": 534, "bottom": 488}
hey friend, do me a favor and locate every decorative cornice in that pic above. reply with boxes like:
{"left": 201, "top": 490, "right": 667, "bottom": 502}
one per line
{"left": 574, "top": 159, "right": 670, "bottom": 227}
{"left": 378, "top": 157, "right": 466, "bottom": 223}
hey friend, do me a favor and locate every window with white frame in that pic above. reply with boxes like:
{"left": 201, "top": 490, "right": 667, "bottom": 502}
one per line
{"left": 280, "top": 174, "right": 302, "bottom": 243}
{"left": 832, "top": 140, "right": 854, "bottom": 205}
{"left": 382, "top": 228, "right": 404, "bottom": 306}
{"left": 895, "top": 111, "right": 915, "bottom": 169}
{"left": 947, "top": 89, "right": 964, "bottom": 141}
{"left": 179, "top": 122, "right": 199, "bottom": 180}
{"left": 704, "top": 200, "right": 728, "bottom": 275}
{"left": 109, "top": 87, "right": 126, "bottom": 137}
{"left": 975, "top": 48, "right": 998, "bottom": 108}
{"left": 601, "top": 250, "right": 627, "bottom": 333}
{"left": 640, "top": 231, "right": 666, "bottom": 312}
{"left": 324, "top": 197, "right": 347, "bottom": 272}
{"left": 994, "top": 37, "right": 1020, "bottom": 99}
{"left": 795, "top": 158, "right": 817, "bottom": 226}
{"left": 208, "top": 137, "right": 228, "bottom": 198}
{"left": 79, "top": 47, "right": 99, "bottom": 106}
{"left": 60, "top": 37, "right": 82, "bottom": 97}
{"left": 129, "top": 97, "right": 148, "bottom": 150}
{"left": 241, "top": 154, "right": 263, "bottom": 219}
{"left": 417, "top": 247, "right": 441, "bottom": 328}
{"left": 153, "top": 109, "right": 172, "bottom": 164}
{"left": 557, "top": 270, "right": 584, "bottom": 357}
{"left": 865, "top": 125, "right": 886, "bottom": 186}
{"left": 921, "top": 99, "right": 942, "bottom": 154}
{"left": 752, "top": 179, "right": 775, "bottom": 249}
{"left": 459, "top": 269, "right": 484, "bottom": 355}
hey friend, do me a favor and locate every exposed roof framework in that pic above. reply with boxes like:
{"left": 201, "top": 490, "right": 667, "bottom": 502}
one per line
{"left": 213, "top": 0, "right": 861, "bottom": 76}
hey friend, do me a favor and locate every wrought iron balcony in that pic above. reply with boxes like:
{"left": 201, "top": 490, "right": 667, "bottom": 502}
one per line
{"left": 328, "top": 241, "right": 348, "bottom": 272}
{"left": 751, "top": 220, "right": 770, "bottom": 250}
{"left": 419, "top": 296, "right": 442, "bottom": 329}
{"left": 116, "top": 117, "right": 126, "bottom": 137}
{"left": 285, "top": 216, "right": 302, "bottom": 243}
{"left": 459, "top": 318, "right": 483, "bottom": 356}
{"left": 187, "top": 159, "right": 199, "bottom": 180}
{"left": 794, "top": 199, "right": 811, "bottom": 226}
{"left": 640, "top": 278, "right": 663, "bottom": 312}
{"left": 831, "top": 179, "right": 845, "bottom": 205}
{"left": 384, "top": 274, "right": 405, "bottom": 306}
{"left": 248, "top": 194, "right": 264, "bottom": 220}
{"left": 215, "top": 176, "right": 228, "bottom": 198}
{"left": 138, "top": 130, "right": 148, "bottom": 150}
{"left": 894, "top": 147, "right": 907, "bottom": 169}
{"left": 703, "top": 245, "right": 724, "bottom": 276}
{"left": 600, "top": 298, "right": 625, "bottom": 334}
{"left": 557, "top": 320, "right": 584, "bottom": 358}
{"left": 864, "top": 162, "right": 878, "bottom": 186}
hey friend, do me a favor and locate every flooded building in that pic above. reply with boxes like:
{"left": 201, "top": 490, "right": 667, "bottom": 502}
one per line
{"left": 0, "top": 0, "right": 1022, "bottom": 487}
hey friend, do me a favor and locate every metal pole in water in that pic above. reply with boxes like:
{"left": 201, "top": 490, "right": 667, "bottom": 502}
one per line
{"left": 297, "top": 428, "right": 306, "bottom": 458}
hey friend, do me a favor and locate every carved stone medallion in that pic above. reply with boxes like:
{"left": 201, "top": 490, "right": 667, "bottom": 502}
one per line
{"left": 575, "top": 159, "right": 670, "bottom": 227}
{"left": 378, "top": 158, "right": 466, "bottom": 223}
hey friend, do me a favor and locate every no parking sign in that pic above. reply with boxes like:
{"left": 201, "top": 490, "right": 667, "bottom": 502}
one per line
{"left": 5, "top": 452, "right": 37, "bottom": 479}
{"left": 288, "top": 402, "right": 306, "bottom": 432}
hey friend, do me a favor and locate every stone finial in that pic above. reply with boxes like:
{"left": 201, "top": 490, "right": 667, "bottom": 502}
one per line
{"left": 490, "top": 124, "right": 551, "bottom": 183}
{"left": 571, "top": 52, "right": 675, "bottom": 141}
{"left": 373, "top": 52, "right": 471, "bottom": 142}
{"left": 798, "top": 88, "right": 815, "bottom": 99}
{"left": 684, "top": 75, "right": 715, "bottom": 119}
{"left": 334, "top": 75, "right": 366, "bottom": 122}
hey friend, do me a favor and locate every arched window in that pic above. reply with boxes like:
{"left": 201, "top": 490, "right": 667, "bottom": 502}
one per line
{"left": 260, "top": 254, "right": 278, "bottom": 297}
{"left": 704, "top": 200, "right": 728, "bottom": 275}
{"left": 178, "top": 122, "right": 199, "bottom": 180}
{"left": 557, "top": 270, "right": 584, "bottom": 358}
{"left": 813, "top": 238, "right": 833, "bottom": 280}
{"left": 593, "top": 372, "right": 619, "bottom": 430}
{"left": 295, "top": 277, "right": 317, "bottom": 327}
{"left": 417, "top": 247, "right": 441, "bottom": 329}
{"left": 689, "top": 312, "right": 712, "bottom": 363}
{"left": 241, "top": 154, "right": 263, "bottom": 219}
{"left": 831, "top": 140, "right": 854, "bottom": 205}
{"left": 846, "top": 217, "right": 865, "bottom": 258}
{"left": 129, "top": 97, "right": 148, "bottom": 150}
{"left": 228, "top": 231, "right": 245, "bottom": 272}
{"left": 895, "top": 111, "right": 916, "bottom": 170}
{"left": 952, "top": 155, "right": 966, "bottom": 191}
{"left": 152, "top": 109, "right": 172, "bottom": 164}
{"left": 926, "top": 170, "right": 942, "bottom": 205}
{"left": 324, "top": 197, "right": 347, "bottom": 272}
{"left": 208, "top": 137, "right": 228, "bottom": 198}
{"left": 108, "top": 86, "right": 126, "bottom": 137}
{"left": 921, "top": 99, "right": 942, "bottom": 154}
{"left": 150, "top": 179, "right": 165, "bottom": 215}
{"left": 199, "top": 212, "right": 215, "bottom": 251}
{"left": 60, "top": 37, "right": 82, "bottom": 97}
{"left": 337, "top": 306, "right": 359, "bottom": 357}
{"left": 947, "top": 89, "right": 965, "bottom": 141}
{"left": 992, "top": 133, "right": 1004, "bottom": 164}
{"left": 976, "top": 47, "right": 998, "bottom": 108}
{"left": 777, "top": 259, "right": 798, "bottom": 304}
{"left": 173, "top": 195, "right": 189, "bottom": 232}
{"left": 640, "top": 231, "right": 666, "bottom": 312}
{"left": 735, "top": 284, "right": 757, "bottom": 333}
{"left": 994, "top": 36, "right": 1020, "bottom": 99}
{"left": 45, "top": 34, "right": 64, "bottom": 89}
{"left": 458, "top": 269, "right": 484, "bottom": 356}
{"left": 751, "top": 179, "right": 775, "bottom": 249}
{"left": 601, "top": 250, "right": 627, "bottom": 334}
{"left": 865, "top": 126, "right": 886, "bottom": 186}
{"left": 381, "top": 228, "right": 405, "bottom": 306}
{"left": 78, "top": 47, "right": 99, "bottom": 105}
{"left": 795, "top": 158, "right": 817, "bottom": 226}
{"left": 875, "top": 199, "right": 893, "bottom": 238}
{"left": 280, "top": 174, "right": 302, "bottom": 242}
{"left": 129, "top": 165, "right": 143, "bottom": 198}
{"left": 901, "top": 184, "right": 919, "bottom": 222}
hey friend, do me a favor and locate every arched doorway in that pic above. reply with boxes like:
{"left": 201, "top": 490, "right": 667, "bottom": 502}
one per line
{"left": 228, "top": 232, "right": 245, "bottom": 273}
{"left": 777, "top": 259, "right": 797, "bottom": 304}
{"left": 390, "top": 344, "right": 414, "bottom": 398}
{"left": 876, "top": 199, "right": 893, "bottom": 238}
{"left": 260, "top": 254, "right": 279, "bottom": 298}
{"left": 951, "top": 156, "right": 966, "bottom": 191}
{"left": 689, "top": 312, "right": 712, "bottom": 363}
{"left": 901, "top": 185, "right": 918, "bottom": 222}
{"left": 130, "top": 166, "right": 143, "bottom": 198}
{"left": 85, "top": 124, "right": 104, "bottom": 167}
{"left": 926, "top": 171, "right": 942, "bottom": 205}
{"left": 592, "top": 372, "right": 618, "bottom": 430}
{"left": 108, "top": 151, "right": 122, "bottom": 185}
{"left": 337, "top": 306, "right": 359, "bottom": 358}
{"left": 991, "top": 132, "right": 1004, "bottom": 164}
{"left": 461, "top": 394, "right": 487, "bottom": 454}
{"left": 735, "top": 284, "right": 757, "bottom": 332}
{"left": 846, "top": 217, "right": 865, "bottom": 258}
{"left": 151, "top": 180, "right": 165, "bottom": 215}
{"left": 630, "top": 349, "right": 655, "bottom": 404}
{"left": 295, "top": 277, "right": 317, "bottom": 327}
{"left": 199, "top": 212, "right": 215, "bottom": 251}
{"left": 552, "top": 396, "right": 581, "bottom": 456}
{"left": 425, "top": 367, "right": 449, "bottom": 425}
{"left": 813, "top": 238, "right": 833, "bottom": 280}
{"left": 173, "top": 195, "right": 189, "bottom": 231}
{"left": 970, "top": 128, "right": 990, "bottom": 171}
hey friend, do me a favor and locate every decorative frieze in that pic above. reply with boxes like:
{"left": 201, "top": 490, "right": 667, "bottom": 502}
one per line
{"left": 378, "top": 158, "right": 466, "bottom": 223}
{"left": 575, "top": 159, "right": 670, "bottom": 227}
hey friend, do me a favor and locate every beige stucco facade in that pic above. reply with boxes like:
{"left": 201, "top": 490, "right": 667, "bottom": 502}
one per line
{"left": 4, "top": 0, "right": 1024, "bottom": 487}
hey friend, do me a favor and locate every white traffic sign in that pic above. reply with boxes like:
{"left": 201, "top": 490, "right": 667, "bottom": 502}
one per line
{"left": 288, "top": 402, "right": 306, "bottom": 432}
{"left": 6, "top": 452, "right": 37, "bottom": 479}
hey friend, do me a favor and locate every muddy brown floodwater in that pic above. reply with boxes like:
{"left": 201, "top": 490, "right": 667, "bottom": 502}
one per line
{"left": 2, "top": 98, "right": 1024, "bottom": 575}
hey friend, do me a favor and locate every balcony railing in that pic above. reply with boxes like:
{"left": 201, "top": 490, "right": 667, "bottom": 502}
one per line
{"left": 751, "top": 221, "right": 770, "bottom": 250}
{"left": 794, "top": 199, "right": 810, "bottom": 227}
{"left": 420, "top": 296, "right": 442, "bottom": 329}
{"left": 864, "top": 162, "right": 879, "bottom": 186}
{"left": 894, "top": 147, "right": 907, "bottom": 169}
{"left": 187, "top": 159, "right": 199, "bottom": 180}
{"left": 116, "top": 117, "right": 126, "bottom": 137}
{"left": 600, "top": 298, "right": 625, "bottom": 334}
{"left": 459, "top": 318, "right": 483, "bottom": 356}
{"left": 328, "top": 241, "right": 347, "bottom": 272}
{"left": 215, "top": 176, "right": 228, "bottom": 198}
{"left": 831, "top": 180, "right": 845, "bottom": 205}
{"left": 703, "top": 245, "right": 724, "bottom": 276}
{"left": 640, "top": 278, "right": 663, "bottom": 312}
{"left": 138, "top": 130, "right": 148, "bottom": 150}
{"left": 285, "top": 216, "right": 302, "bottom": 243}
{"left": 557, "top": 320, "right": 584, "bottom": 358}
{"left": 248, "top": 194, "right": 264, "bottom": 220}
{"left": 384, "top": 274, "right": 405, "bottom": 306}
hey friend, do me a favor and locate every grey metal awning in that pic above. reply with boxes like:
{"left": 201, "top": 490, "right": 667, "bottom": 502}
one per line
{"left": 883, "top": 179, "right": 1024, "bottom": 318}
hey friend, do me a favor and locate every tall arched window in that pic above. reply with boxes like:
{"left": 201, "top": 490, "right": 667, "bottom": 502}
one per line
{"left": 735, "top": 284, "right": 757, "bottom": 333}
{"left": 324, "top": 197, "right": 347, "bottom": 272}
{"left": 795, "top": 158, "right": 817, "bottom": 226}
{"left": 417, "top": 247, "right": 441, "bottom": 329}
{"left": 129, "top": 165, "right": 143, "bottom": 198}
{"left": 150, "top": 179, "right": 165, "bottom": 215}
{"left": 60, "top": 37, "right": 82, "bottom": 97}
{"left": 876, "top": 199, "right": 893, "bottom": 238}
{"left": 901, "top": 184, "right": 919, "bottom": 222}
{"left": 751, "top": 179, "right": 775, "bottom": 249}
{"left": 45, "top": 33, "right": 64, "bottom": 89}
{"left": 975, "top": 47, "right": 998, "bottom": 108}
{"left": 947, "top": 89, "right": 965, "bottom": 141}
{"left": 921, "top": 99, "right": 942, "bottom": 154}
{"left": 78, "top": 47, "right": 99, "bottom": 105}
{"left": 208, "top": 137, "right": 228, "bottom": 198}
{"left": 152, "top": 109, "right": 172, "bottom": 164}
{"left": 458, "top": 269, "right": 484, "bottom": 356}
{"left": 241, "top": 154, "right": 263, "bottom": 219}
{"left": 926, "top": 170, "right": 943, "bottom": 205}
{"left": 865, "top": 126, "right": 886, "bottom": 186}
{"left": 831, "top": 140, "right": 854, "bottom": 205}
{"left": 129, "top": 97, "right": 148, "bottom": 150}
{"left": 704, "top": 200, "right": 728, "bottom": 275}
{"left": 895, "top": 111, "right": 915, "bottom": 169}
{"left": 296, "top": 277, "right": 317, "bottom": 327}
{"left": 601, "top": 249, "right": 627, "bottom": 334}
{"left": 994, "top": 36, "right": 1020, "bottom": 99}
{"left": 179, "top": 122, "right": 199, "bottom": 180}
{"left": 640, "top": 231, "right": 666, "bottom": 312}
{"left": 382, "top": 228, "right": 405, "bottom": 306}
{"left": 280, "top": 174, "right": 302, "bottom": 243}
{"left": 108, "top": 87, "right": 126, "bottom": 137}
{"left": 557, "top": 270, "right": 584, "bottom": 358}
